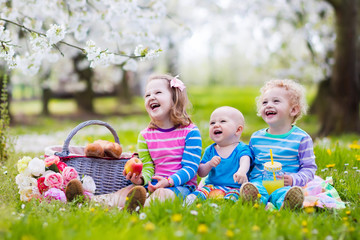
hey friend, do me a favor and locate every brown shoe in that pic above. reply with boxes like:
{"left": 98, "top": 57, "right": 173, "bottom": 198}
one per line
{"left": 282, "top": 186, "right": 304, "bottom": 210}
{"left": 65, "top": 179, "right": 84, "bottom": 202}
{"left": 125, "top": 186, "right": 147, "bottom": 212}
{"left": 240, "top": 182, "right": 259, "bottom": 202}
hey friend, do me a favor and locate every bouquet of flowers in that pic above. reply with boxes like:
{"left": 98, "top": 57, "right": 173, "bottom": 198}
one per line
{"left": 15, "top": 155, "right": 96, "bottom": 202}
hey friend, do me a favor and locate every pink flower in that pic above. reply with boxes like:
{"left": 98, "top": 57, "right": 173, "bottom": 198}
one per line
{"left": 37, "top": 177, "right": 49, "bottom": 194}
{"left": 62, "top": 167, "right": 78, "bottom": 186}
{"left": 44, "top": 172, "right": 63, "bottom": 189}
{"left": 56, "top": 161, "right": 67, "bottom": 173}
{"left": 44, "top": 155, "right": 60, "bottom": 167}
{"left": 83, "top": 191, "right": 93, "bottom": 200}
{"left": 44, "top": 188, "right": 66, "bottom": 202}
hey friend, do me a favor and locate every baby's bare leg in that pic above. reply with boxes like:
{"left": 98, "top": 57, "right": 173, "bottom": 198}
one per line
{"left": 144, "top": 188, "right": 175, "bottom": 207}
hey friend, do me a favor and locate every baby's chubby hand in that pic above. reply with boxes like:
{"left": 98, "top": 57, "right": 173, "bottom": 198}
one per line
{"left": 284, "top": 175, "right": 293, "bottom": 186}
{"left": 209, "top": 156, "right": 221, "bottom": 168}
{"left": 233, "top": 170, "right": 248, "bottom": 184}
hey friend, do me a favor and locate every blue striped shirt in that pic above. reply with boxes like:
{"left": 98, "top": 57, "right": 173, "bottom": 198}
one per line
{"left": 249, "top": 126, "right": 317, "bottom": 186}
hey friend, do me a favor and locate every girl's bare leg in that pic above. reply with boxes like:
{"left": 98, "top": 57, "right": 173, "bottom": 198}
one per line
{"left": 144, "top": 188, "right": 175, "bottom": 207}
{"left": 92, "top": 185, "right": 135, "bottom": 208}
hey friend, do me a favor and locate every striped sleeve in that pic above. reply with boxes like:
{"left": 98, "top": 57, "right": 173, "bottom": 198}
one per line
{"left": 290, "top": 135, "right": 317, "bottom": 186}
{"left": 137, "top": 133, "right": 155, "bottom": 186}
{"left": 170, "top": 126, "right": 202, "bottom": 186}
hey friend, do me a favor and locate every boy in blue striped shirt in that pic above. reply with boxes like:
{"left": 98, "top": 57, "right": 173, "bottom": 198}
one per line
{"left": 240, "top": 79, "right": 317, "bottom": 210}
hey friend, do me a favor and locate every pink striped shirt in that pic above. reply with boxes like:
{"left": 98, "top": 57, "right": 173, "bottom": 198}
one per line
{"left": 139, "top": 124, "right": 202, "bottom": 186}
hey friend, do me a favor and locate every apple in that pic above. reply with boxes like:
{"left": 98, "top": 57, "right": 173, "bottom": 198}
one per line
{"left": 208, "top": 189, "right": 226, "bottom": 199}
{"left": 124, "top": 157, "right": 143, "bottom": 176}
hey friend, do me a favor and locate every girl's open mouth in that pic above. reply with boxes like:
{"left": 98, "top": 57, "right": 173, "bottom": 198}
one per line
{"left": 150, "top": 103, "right": 160, "bottom": 110}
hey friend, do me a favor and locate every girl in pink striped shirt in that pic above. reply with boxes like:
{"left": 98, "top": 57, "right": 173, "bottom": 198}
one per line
{"left": 131, "top": 74, "right": 202, "bottom": 208}
{"left": 90, "top": 74, "right": 202, "bottom": 211}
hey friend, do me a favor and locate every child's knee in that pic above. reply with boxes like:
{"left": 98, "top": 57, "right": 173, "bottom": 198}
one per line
{"left": 151, "top": 188, "right": 175, "bottom": 201}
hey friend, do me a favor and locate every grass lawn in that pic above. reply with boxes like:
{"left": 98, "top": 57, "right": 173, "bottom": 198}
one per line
{"left": 1, "top": 85, "right": 359, "bottom": 239}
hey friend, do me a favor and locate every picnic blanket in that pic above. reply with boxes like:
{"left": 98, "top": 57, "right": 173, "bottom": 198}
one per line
{"left": 264, "top": 175, "right": 346, "bottom": 211}
{"left": 302, "top": 175, "right": 346, "bottom": 209}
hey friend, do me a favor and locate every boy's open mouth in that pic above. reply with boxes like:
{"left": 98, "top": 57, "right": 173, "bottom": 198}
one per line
{"left": 150, "top": 103, "right": 160, "bottom": 110}
{"left": 265, "top": 110, "right": 276, "bottom": 116}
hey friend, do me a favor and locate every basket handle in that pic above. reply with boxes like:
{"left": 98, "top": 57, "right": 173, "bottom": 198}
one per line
{"left": 55, "top": 120, "right": 120, "bottom": 157}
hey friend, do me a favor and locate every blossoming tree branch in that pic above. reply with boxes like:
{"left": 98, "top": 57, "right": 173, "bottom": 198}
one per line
{"left": 0, "top": 0, "right": 166, "bottom": 75}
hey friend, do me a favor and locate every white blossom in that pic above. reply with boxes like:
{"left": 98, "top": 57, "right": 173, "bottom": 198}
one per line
{"left": 67, "top": 0, "right": 87, "bottom": 9}
{"left": 134, "top": 44, "right": 146, "bottom": 56}
{"left": 46, "top": 24, "right": 66, "bottom": 45}
{"left": 29, "top": 35, "right": 51, "bottom": 53}
{"left": 1, "top": 0, "right": 169, "bottom": 75}
{"left": 15, "top": 54, "right": 41, "bottom": 76}
{"left": 144, "top": 49, "right": 161, "bottom": 60}
{"left": 84, "top": 40, "right": 101, "bottom": 61}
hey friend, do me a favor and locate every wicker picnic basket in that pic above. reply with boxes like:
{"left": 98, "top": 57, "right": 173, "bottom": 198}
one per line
{"left": 46, "top": 120, "right": 133, "bottom": 195}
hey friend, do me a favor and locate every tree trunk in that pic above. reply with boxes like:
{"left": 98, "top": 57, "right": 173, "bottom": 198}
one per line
{"left": 166, "top": 40, "right": 179, "bottom": 76}
{"left": 0, "top": 69, "right": 12, "bottom": 123}
{"left": 316, "top": 0, "right": 360, "bottom": 136}
{"left": 41, "top": 88, "right": 51, "bottom": 116}
{"left": 73, "top": 54, "right": 95, "bottom": 114}
{"left": 117, "top": 70, "right": 133, "bottom": 105}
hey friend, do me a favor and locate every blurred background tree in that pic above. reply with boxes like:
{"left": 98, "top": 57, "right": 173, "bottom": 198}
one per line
{"left": 0, "top": 0, "right": 359, "bottom": 136}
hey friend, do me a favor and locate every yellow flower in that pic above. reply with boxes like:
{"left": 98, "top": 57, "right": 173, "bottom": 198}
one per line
{"left": 171, "top": 214, "right": 182, "bottom": 222}
{"left": 17, "top": 156, "right": 32, "bottom": 173}
{"left": 130, "top": 216, "right": 138, "bottom": 224}
{"left": 327, "top": 149, "right": 332, "bottom": 156}
{"left": 301, "top": 220, "right": 307, "bottom": 227}
{"left": 225, "top": 229, "right": 234, "bottom": 238}
{"left": 197, "top": 224, "right": 208, "bottom": 234}
{"left": 252, "top": 225, "right": 260, "bottom": 231}
{"left": 326, "top": 163, "right": 335, "bottom": 168}
{"left": 349, "top": 142, "right": 360, "bottom": 150}
{"left": 257, "top": 193, "right": 262, "bottom": 199}
{"left": 304, "top": 207, "right": 315, "bottom": 214}
{"left": 144, "top": 222, "right": 155, "bottom": 231}
{"left": 253, "top": 203, "right": 259, "bottom": 209}
{"left": 346, "top": 210, "right": 351, "bottom": 215}
{"left": 349, "top": 227, "right": 355, "bottom": 232}
{"left": 196, "top": 203, "right": 202, "bottom": 208}
{"left": 21, "top": 235, "right": 36, "bottom": 240}
{"left": 129, "top": 145, "right": 135, "bottom": 152}
{"left": 356, "top": 155, "right": 360, "bottom": 161}
{"left": 302, "top": 228, "right": 309, "bottom": 234}
{"left": 90, "top": 208, "right": 95, "bottom": 212}
{"left": 104, "top": 208, "right": 109, "bottom": 212}
{"left": 342, "top": 217, "right": 348, "bottom": 221}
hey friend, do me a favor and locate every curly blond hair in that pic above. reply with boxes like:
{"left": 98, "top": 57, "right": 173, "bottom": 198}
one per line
{"left": 146, "top": 74, "right": 192, "bottom": 128}
{"left": 256, "top": 79, "right": 308, "bottom": 124}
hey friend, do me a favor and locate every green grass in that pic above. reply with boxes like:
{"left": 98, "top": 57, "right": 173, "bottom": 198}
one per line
{"left": 2, "top": 86, "right": 360, "bottom": 239}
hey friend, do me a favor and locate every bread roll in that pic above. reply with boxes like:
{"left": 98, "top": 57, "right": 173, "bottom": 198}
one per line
{"left": 84, "top": 142, "right": 105, "bottom": 158}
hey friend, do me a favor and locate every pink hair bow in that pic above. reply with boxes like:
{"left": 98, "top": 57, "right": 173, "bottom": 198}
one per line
{"left": 170, "top": 75, "right": 186, "bottom": 91}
